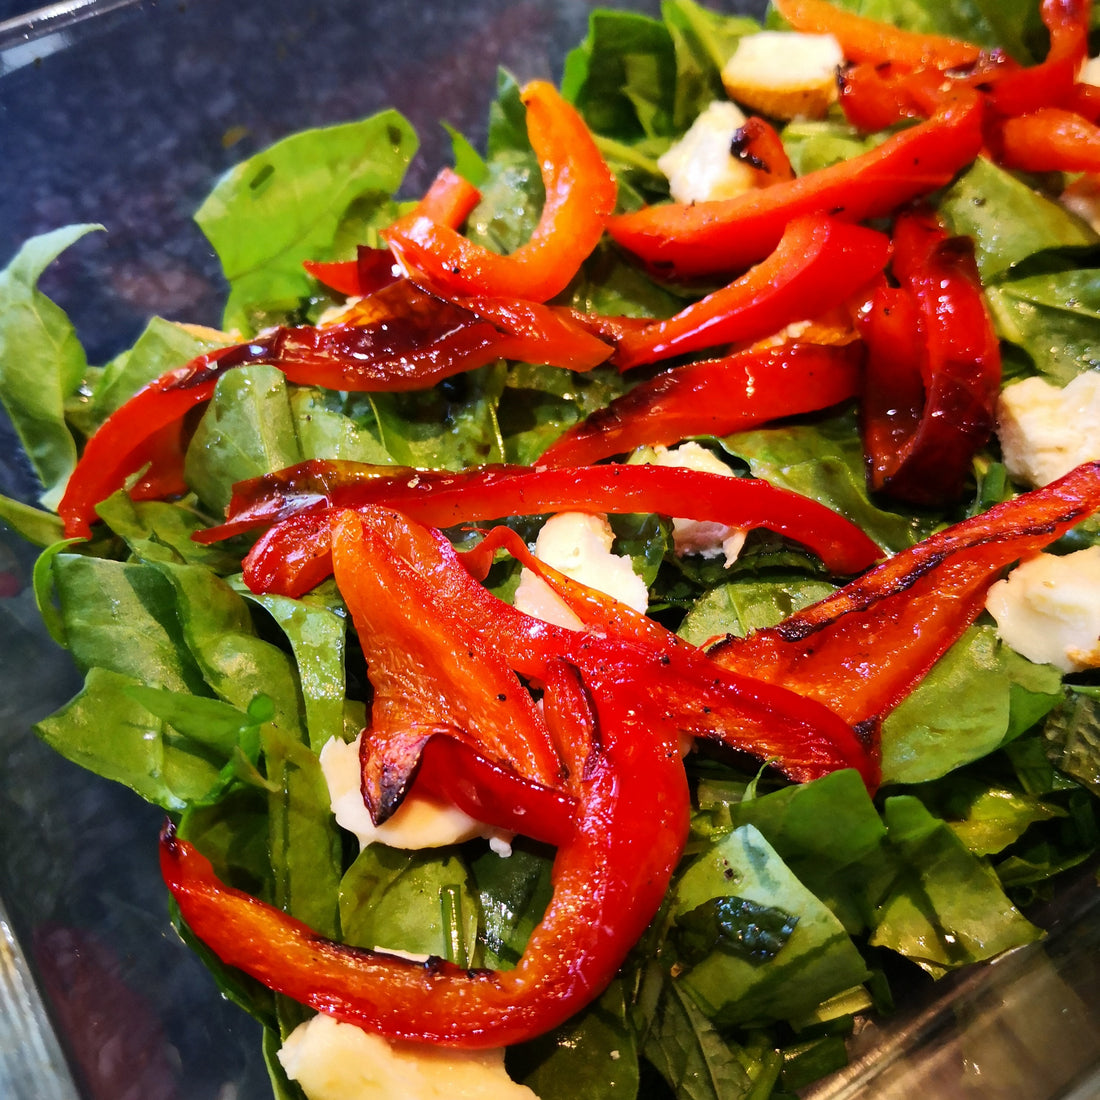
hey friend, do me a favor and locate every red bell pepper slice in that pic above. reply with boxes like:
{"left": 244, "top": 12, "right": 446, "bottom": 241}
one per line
{"left": 859, "top": 209, "right": 1000, "bottom": 506}
{"left": 730, "top": 117, "right": 796, "bottom": 183}
{"left": 161, "top": 655, "right": 690, "bottom": 1048}
{"left": 57, "top": 282, "right": 610, "bottom": 539}
{"left": 304, "top": 168, "right": 481, "bottom": 298}
{"left": 605, "top": 87, "right": 983, "bottom": 280}
{"left": 331, "top": 508, "right": 565, "bottom": 793}
{"left": 538, "top": 341, "right": 863, "bottom": 467}
{"left": 710, "top": 460, "right": 1100, "bottom": 732}
{"left": 995, "top": 107, "right": 1100, "bottom": 173}
{"left": 611, "top": 214, "right": 888, "bottom": 369}
{"left": 383, "top": 81, "right": 617, "bottom": 303}
{"left": 192, "top": 461, "right": 882, "bottom": 591}
{"left": 773, "top": 0, "right": 982, "bottom": 70}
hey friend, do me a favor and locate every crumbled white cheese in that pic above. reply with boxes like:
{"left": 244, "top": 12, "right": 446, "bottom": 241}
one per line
{"left": 721, "top": 31, "right": 843, "bottom": 119}
{"left": 996, "top": 373, "right": 1100, "bottom": 487}
{"left": 656, "top": 100, "right": 756, "bottom": 204}
{"left": 985, "top": 547, "right": 1100, "bottom": 673}
{"left": 278, "top": 1013, "right": 539, "bottom": 1100}
{"left": 640, "top": 443, "right": 746, "bottom": 567}
{"left": 319, "top": 734, "right": 509, "bottom": 851}
{"left": 513, "top": 511, "right": 649, "bottom": 629}
{"left": 1080, "top": 55, "right": 1100, "bottom": 86}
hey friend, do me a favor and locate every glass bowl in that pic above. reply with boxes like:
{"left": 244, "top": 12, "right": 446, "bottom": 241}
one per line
{"left": 1, "top": 2, "right": 1098, "bottom": 1098}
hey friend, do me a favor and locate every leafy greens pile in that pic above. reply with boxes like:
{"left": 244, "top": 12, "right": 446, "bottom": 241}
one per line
{"left": 1, "top": 0, "right": 1100, "bottom": 1098}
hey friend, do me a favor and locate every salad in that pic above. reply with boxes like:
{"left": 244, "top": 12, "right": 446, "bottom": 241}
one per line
{"left": 2, "top": 0, "right": 1100, "bottom": 1097}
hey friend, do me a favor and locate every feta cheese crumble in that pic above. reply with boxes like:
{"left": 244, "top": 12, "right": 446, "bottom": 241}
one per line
{"left": 985, "top": 547, "right": 1100, "bottom": 673}
{"left": 279, "top": 1013, "right": 538, "bottom": 1100}
{"left": 996, "top": 373, "right": 1100, "bottom": 487}
{"left": 657, "top": 100, "right": 757, "bottom": 204}
{"left": 513, "top": 511, "right": 649, "bottom": 629}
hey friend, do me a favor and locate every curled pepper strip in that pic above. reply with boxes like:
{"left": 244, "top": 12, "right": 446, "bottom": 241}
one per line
{"left": 709, "top": 461, "right": 1100, "bottom": 733}
{"left": 303, "top": 167, "right": 482, "bottom": 298}
{"left": 383, "top": 81, "right": 617, "bottom": 302}
{"left": 161, "top": 656, "right": 689, "bottom": 1048}
{"left": 605, "top": 88, "right": 982, "bottom": 280}
{"left": 995, "top": 107, "right": 1100, "bottom": 173}
{"left": 57, "top": 282, "right": 610, "bottom": 540}
{"left": 191, "top": 461, "right": 882, "bottom": 593}
{"left": 773, "top": 0, "right": 982, "bottom": 70}
{"left": 860, "top": 208, "right": 1001, "bottom": 506}
{"left": 538, "top": 342, "right": 863, "bottom": 467}
{"left": 612, "top": 214, "right": 889, "bottom": 369}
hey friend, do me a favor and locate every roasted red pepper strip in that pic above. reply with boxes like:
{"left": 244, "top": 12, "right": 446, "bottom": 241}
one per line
{"left": 995, "top": 107, "right": 1100, "bottom": 172}
{"left": 304, "top": 168, "right": 481, "bottom": 297}
{"left": 57, "top": 283, "right": 610, "bottom": 539}
{"left": 613, "top": 214, "right": 889, "bottom": 369}
{"left": 539, "top": 342, "right": 863, "bottom": 467}
{"left": 730, "top": 117, "right": 796, "bottom": 183}
{"left": 161, "top": 658, "right": 690, "bottom": 1048}
{"left": 384, "top": 81, "right": 617, "bottom": 302}
{"left": 332, "top": 508, "right": 564, "bottom": 793}
{"left": 192, "top": 461, "right": 882, "bottom": 589}
{"left": 773, "top": 0, "right": 982, "bottom": 70}
{"left": 606, "top": 88, "right": 983, "bottom": 280}
{"left": 860, "top": 209, "right": 1000, "bottom": 505}
{"left": 709, "top": 461, "right": 1100, "bottom": 734}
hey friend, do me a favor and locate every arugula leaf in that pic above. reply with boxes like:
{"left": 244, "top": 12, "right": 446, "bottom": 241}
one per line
{"left": 0, "top": 493, "right": 64, "bottom": 547}
{"left": 195, "top": 112, "right": 417, "bottom": 334}
{"left": 0, "top": 224, "right": 100, "bottom": 509}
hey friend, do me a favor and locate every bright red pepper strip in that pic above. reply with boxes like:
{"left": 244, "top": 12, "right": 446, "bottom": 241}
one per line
{"left": 995, "top": 107, "right": 1100, "bottom": 172}
{"left": 710, "top": 461, "right": 1100, "bottom": 733}
{"left": 161, "top": 658, "right": 690, "bottom": 1048}
{"left": 192, "top": 462, "right": 881, "bottom": 591}
{"left": 332, "top": 509, "right": 565, "bottom": 794}
{"left": 860, "top": 209, "right": 1000, "bottom": 506}
{"left": 612, "top": 214, "right": 889, "bottom": 369}
{"left": 606, "top": 88, "right": 982, "bottom": 280}
{"left": 57, "top": 283, "right": 610, "bottom": 540}
{"left": 304, "top": 168, "right": 481, "bottom": 298}
{"left": 539, "top": 342, "right": 863, "bottom": 467}
{"left": 773, "top": 0, "right": 982, "bottom": 70}
{"left": 383, "top": 81, "right": 617, "bottom": 302}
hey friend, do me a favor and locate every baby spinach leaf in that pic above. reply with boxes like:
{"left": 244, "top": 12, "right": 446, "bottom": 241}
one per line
{"left": 0, "top": 224, "right": 100, "bottom": 509}
{"left": 196, "top": 112, "right": 417, "bottom": 334}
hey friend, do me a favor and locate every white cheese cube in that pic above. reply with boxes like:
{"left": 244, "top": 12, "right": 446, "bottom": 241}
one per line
{"left": 513, "top": 511, "right": 649, "bottom": 629}
{"left": 721, "top": 31, "right": 843, "bottom": 120}
{"left": 985, "top": 547, "right": 1100, "bottom": 673}
{"left": 657, "top": 100, "right": 757, "bottom": 204}
{"left": 319, "top": 733, "right": 509, "bottom": 851}
{"left": 1079, "top": 55, "right": 1100, "bottom": 86}
{"left": 996, "top": 373, "right": 1100, "bottom": 487}
{"left": 278, "top": 1013, "right": 538, "bottom": 1100}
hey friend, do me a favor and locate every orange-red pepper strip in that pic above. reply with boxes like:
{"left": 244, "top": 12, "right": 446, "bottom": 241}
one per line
{"left": 538, "top": 342, "right": 863, "bottom": 467}
{"left": 383, "top": 81, "right": 617, "bottom": 302}
{"left": 731, "top": 117, "right": 796, "bottom": 183}
{"left": 709, "top": 461, "right": 1100, "bottom": 732}
{"left": 304, "top": 168, "right": 482, "bottom": 298}
{"left": 773, "top": 0, "right": 982, "bottom": 70}
{"left": 605, "top": 87, "right": 983, "bottom": 280}
{"left": 995, "top": 107, "right": 1100, "bottom": 172}
{"left": 161, "top": 656, "right": 690, "bottom": 1048}
{"left": 612, "top": 214, "right": 889, "bottom": 369}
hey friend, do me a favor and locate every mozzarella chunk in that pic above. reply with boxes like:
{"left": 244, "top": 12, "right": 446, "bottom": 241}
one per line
{"left": 996, "top": 373, "right": 1100, "bottom": 487}
{"left": 1080, "top": 55, "right": 1100, "bottom": 86}
{"left": 319, "top": 733, "right": 508, "bottom": 851}
{"left": 278, "top": 1014, "right": 539, "bottom": 1100}
{"left": 657, "top": 100, "right": 757, "bottom": 204}
{"left": 721, "top": 31, "right": 843, "bottom": 120}
{"left": 641, "top": 443, "right": 746, "bottom": 566}
{"left": 985, "top": 547, "right": 1100, "bottom": 673}
{"left": 513, "top": 512, "right": 649, "bottom": 629}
